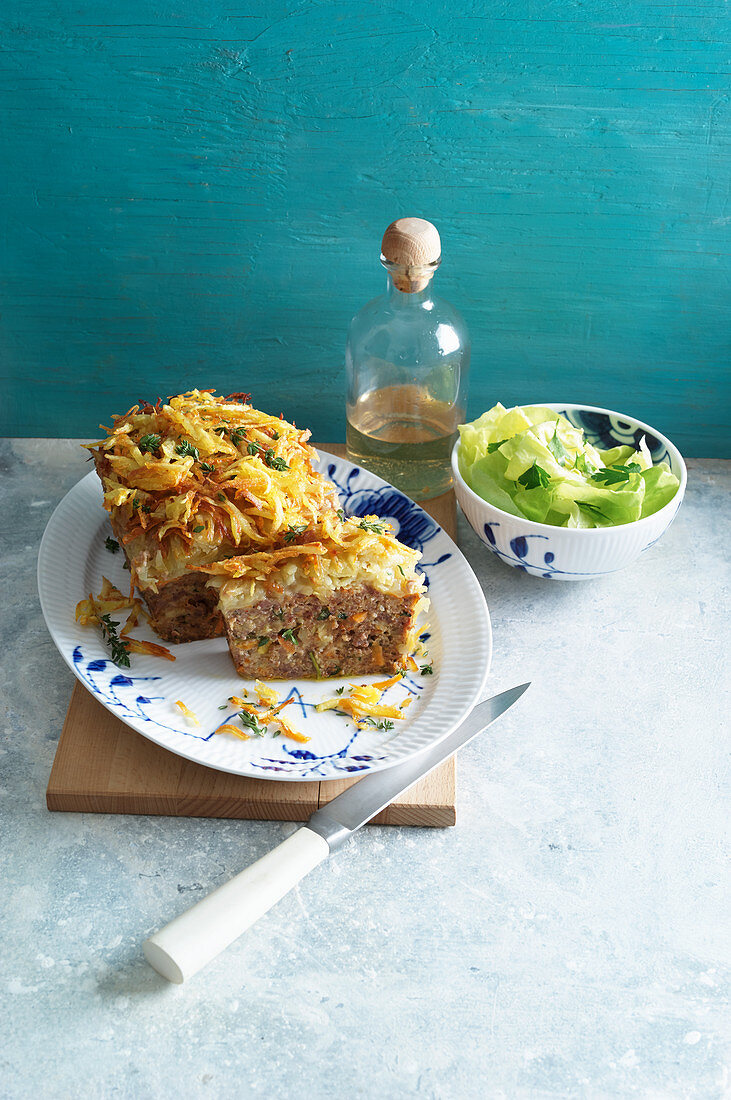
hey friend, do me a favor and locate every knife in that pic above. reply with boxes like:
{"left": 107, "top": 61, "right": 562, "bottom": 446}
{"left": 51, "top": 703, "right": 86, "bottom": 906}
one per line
{"left": 143, "top": 682, "right": 529, "bottom": 983}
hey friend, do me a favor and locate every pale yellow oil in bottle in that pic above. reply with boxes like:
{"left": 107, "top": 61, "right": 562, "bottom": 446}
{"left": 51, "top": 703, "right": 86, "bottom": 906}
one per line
{"left": 346, "top": 384, "right": 463, "bottom": 501}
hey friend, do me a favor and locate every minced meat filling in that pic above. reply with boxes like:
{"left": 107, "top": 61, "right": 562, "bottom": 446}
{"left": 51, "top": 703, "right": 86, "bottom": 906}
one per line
{"left": 224, "top": 587, "right": 419, "bottom": 679}
{"left": 142, "top": 574, "right": 224, "bottom": 644}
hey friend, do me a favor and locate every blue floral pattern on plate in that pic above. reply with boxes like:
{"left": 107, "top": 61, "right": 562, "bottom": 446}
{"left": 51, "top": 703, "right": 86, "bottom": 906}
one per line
{"left": 71, "top": 644, "right": 431, "bottom": 777}
{"left": 326, "top": 461, "right": 452, "bottom": 583}
{"left": 39, "top": 450, "right": 491, "bottom": 781}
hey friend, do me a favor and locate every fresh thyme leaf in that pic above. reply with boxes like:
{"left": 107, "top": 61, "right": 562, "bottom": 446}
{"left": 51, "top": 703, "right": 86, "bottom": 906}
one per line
{"left": 279, "top": 627, "right": 298, "bottom": 645}
{"left": 238, "top": 711, "right": 267, "bottom": 737}
{"left": 337, "top": 612, "right": 348, "bottom": 621}
{"left": 547, "top": 423, "right": 571, "bottom": 467}
{"left": 336, "top": 508, "right": 345, "bottom": 522}
{"left": 213, "top": 425, "right": 228, "bottom": 436}
{"left": 230, "top": 427, "right": 247, "bottom": 446}
{"left": 397, "top": 564, "right": 405, "bottom": 577}
{"left": 359, "top": 716, "right": 395, "bottom": 731}
{"left": 217, "top": 492, "right": 226, "bottom": 501}
{"left": 104, "top": 536, "right": 120, "bottom": 554}
{"left": 335, "top": 686, "right": 344, "bottom": 695}
{"left": 317, "top": 607, "right": 331, "bottom": 620}
{"left": 138, "top": 433, "right": 161, "bottom": 455}
{"left": 358, "top": 519, "right": 386, "bottom": 534}
{"left": 272, "top": 430, "right": 280, "bottom": 440}
{"left": 517, "top": 463, "right": 551, "bottom": 490}
{"left": 264, "top": 449, "right": 289, "bottom": 471}
{"left": 257, "top": 636, "right": 269, "bottom": 648}
{"left": 247, "top": 441, "right": 263, "bottom": 456}
{"left": 273, "top": 608, "right": 284, "bottom": 620}
{"left": 218, "top": 704, "right": 227, "bottom": 710}
{"left": 420, "top": 663, "right": 433, "bottom": 675}
{"left": 284, "top": 523, "right": 308, "bottom": 544}
{"left": 175, "top": 439, "right": 200, "bottom": 461}
{"left": 193, "top": 525, "right": 204, "bottom": 533}
{"left": 200, "top": 461, "right": 214, "bottom": 474}
{"left": 141, "top": 503, "right": 153, "bottom": 513}
{"left": 99, "top": 613, "right": 130, "bottom": 668}
{"left": 487, "top": 439, "right": 508, "bottom": 454}
{"left": 591, "top": 462, "right": 642, "bottom": 486}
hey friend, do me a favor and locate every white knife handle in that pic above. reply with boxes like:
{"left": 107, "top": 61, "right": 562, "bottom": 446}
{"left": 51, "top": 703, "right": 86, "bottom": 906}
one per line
{"left": 143, "top": 827, "right": 330, "bottom": 983}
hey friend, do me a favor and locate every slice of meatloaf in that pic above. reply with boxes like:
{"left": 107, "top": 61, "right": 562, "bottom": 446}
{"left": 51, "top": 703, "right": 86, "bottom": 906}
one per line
{"left": 220, "top": 587, "right": 421, "bottom": 679}
{"left": 196, "top": 515, "right": 429, "bottom": 679}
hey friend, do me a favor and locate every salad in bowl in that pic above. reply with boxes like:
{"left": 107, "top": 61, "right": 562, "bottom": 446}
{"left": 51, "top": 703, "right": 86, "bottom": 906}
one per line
{"left": 452, "top": 402, "right": 686, "bottom": 580}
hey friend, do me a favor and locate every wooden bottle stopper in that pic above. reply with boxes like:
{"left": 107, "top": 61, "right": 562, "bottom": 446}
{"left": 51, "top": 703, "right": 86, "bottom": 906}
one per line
{"left": 381, "top": 218, "right": 441, "bottom": 292}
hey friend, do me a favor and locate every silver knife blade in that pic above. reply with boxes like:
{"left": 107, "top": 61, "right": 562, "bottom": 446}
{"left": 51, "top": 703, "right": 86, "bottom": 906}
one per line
{"left": 307, "top": 682, "right": 529, "bottom": 850}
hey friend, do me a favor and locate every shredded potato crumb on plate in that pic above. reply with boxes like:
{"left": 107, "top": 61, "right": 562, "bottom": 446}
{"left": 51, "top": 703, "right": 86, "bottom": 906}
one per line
{"left": 75, "top": 578, "right": 175, "bottom": 665}
{"left": 174, "top": 701, "right": 200, "bottom": 726}
{"left": 223, "top": 682, "right": 312, "bottom": 744}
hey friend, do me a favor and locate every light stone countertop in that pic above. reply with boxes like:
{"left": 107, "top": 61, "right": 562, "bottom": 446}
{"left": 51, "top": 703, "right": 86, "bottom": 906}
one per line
{"left": 1, "top": 440, "right": 729, "bottom": 1099}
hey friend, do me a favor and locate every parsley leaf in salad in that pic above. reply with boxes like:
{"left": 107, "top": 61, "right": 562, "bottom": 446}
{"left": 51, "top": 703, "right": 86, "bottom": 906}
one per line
{"left": 591, "top": 462, "right": 642, "bottom": 486}
{"left": 517, "top": 462, "right": 551, "bottom": 490}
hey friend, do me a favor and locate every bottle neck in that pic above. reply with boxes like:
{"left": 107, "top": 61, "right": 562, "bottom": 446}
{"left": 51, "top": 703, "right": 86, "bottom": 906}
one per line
{"left": 386, "top": 272, "right": 435, "bottom": 306}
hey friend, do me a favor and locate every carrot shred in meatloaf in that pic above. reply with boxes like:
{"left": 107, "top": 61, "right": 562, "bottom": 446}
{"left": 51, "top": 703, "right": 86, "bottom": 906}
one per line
{"left": 84, "top": 390, "right": 430, "bottom": 681}
{"left": 84, "top": 390, "right": 340, "bottom": 643}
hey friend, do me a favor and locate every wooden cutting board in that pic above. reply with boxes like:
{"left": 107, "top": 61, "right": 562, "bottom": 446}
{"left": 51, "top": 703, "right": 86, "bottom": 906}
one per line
{"left": 47, "top": 446, "right": 457, "bottom": 827}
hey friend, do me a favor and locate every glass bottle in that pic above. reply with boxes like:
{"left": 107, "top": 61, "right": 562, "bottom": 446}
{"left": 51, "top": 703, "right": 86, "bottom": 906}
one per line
{"left": 345, "top": 218, "right": 470, "bottom": 501}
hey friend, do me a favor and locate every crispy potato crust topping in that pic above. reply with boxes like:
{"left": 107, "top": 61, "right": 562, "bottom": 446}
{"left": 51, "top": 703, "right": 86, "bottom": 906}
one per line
{"left": 85, "top": 389, "right": 339, "bottom": 588}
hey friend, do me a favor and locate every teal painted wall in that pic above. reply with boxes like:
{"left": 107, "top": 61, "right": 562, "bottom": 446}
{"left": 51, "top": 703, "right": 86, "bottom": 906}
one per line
{"left": 2, "top": 1, "right": 729, "bottom": 455}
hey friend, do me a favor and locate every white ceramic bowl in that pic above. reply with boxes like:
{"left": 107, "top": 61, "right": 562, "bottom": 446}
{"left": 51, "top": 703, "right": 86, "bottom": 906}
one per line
{"left": 451, "top": 402, "right": 687, "bottom": 580}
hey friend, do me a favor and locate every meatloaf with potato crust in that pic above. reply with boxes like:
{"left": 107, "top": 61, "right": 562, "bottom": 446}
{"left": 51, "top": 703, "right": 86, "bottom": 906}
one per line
{"left": 197, "top": 515, "right": 428, "bottom": 679}
{"left": 86, "top": 389, "right": 340, "bottom": 643}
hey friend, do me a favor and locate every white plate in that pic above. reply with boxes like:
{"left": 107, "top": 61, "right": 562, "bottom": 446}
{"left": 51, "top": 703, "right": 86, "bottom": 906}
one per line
{"left": 38, "top": 451, "right": 492, "bottom": 781}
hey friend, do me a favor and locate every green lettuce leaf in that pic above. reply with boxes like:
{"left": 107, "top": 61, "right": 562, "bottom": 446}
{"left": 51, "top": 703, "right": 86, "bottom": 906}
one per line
{"left": 640, "top": 463, "right": 680, "bottom": 517}
{"left": 457, "top": 404, "right": 679, "bottom": 528}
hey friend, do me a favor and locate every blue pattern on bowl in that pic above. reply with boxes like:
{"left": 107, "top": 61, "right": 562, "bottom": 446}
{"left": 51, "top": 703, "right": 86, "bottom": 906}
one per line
{"left": 555, "top": 408, "right": 671, "bottom": 465}
{"left": 481, "top": 523, "right": 610, "bottom": 578}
